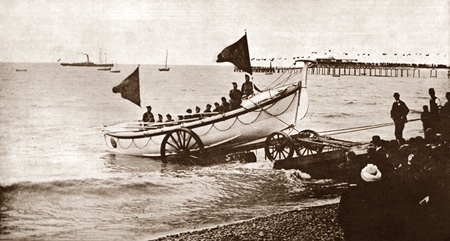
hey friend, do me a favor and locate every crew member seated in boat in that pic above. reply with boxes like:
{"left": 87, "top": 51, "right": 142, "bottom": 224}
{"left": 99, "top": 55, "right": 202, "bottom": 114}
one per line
{"left": 221, "top": 97, "right": 230, "bottom": 112}
{"left": 193, "top": 106, "right": 202, "bottom": 118}
{"left": 185, "top": 109, "right": 193, "bottom": 119}
{"left": 212, "top": 102, "right": 222, "bottom": 113}
{"left": 241, "top": 74, "right": 261, "bottom": 98}
{"left": 142, "top": 105, "right": 155, "bottom": 123}
{"left": 229, "top": 82, "right": 243, "bottom": 110}
{"left": 156, "top": 114, "right": 163, "bottom": 123}
{"left": 165, "top": 114, "right": 174, "bottom": 122}
{"left": 203, "top": 104, "right": 212, "bottom": 113}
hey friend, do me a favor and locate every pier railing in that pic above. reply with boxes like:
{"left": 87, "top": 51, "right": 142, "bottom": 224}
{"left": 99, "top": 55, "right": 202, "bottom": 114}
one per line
{"left": 235, "top": 62, "right": 450, "bottom": 78}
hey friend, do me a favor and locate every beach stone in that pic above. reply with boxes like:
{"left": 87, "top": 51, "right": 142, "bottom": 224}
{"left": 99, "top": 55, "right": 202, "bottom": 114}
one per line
{"left": 149, "top": 204, "right": 344, "bottom": 241}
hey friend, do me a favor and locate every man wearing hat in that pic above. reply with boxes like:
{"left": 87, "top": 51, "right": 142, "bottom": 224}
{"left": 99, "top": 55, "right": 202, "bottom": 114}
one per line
{"left": 165, "top": 114, "right": 173, "bottom": 122}
{"left": 142, "top": 105, "right": 155, "bottom": 123}
{"left": 390, "top": 92, "right": 409, "bottom": 141}
{"left": 229, "top": 82, "right": 243, "bottom": 110}
{"left": 156, "top": 114, "right": 163, "bottom": 123}
{"left": 241, "top": 74, "right": 261, "bottom": 97}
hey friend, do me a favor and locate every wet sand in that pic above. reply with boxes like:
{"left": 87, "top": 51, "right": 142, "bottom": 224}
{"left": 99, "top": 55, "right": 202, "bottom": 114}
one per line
{"left": 149, "top": 203, "right": 343, "bottom": 241}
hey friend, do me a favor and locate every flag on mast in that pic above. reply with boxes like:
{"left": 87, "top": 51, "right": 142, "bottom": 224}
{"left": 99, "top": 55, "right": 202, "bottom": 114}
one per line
{"left": 216, "top": 33, "right": 252, "bottom": 75}
{"left": 112, "top": 66, "right": 141, "bottom": 107}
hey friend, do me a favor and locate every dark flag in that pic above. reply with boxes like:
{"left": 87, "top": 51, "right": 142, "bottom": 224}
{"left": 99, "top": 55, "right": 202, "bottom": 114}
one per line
{"left": 216, "top": 34, "right": 252, "bottom": 75}
{"left": 112, "top": 66, "right": 141, "bottom": 107}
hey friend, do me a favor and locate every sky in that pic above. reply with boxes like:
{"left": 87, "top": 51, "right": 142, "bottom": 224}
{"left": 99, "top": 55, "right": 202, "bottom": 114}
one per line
{"left": 1, "top": 0, "right": 449, "bottom": 65}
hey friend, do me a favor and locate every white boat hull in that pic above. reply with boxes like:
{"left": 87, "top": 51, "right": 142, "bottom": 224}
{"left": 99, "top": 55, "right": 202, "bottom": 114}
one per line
{"left": 103, "top": 83, "right": 306, "bottom": 157}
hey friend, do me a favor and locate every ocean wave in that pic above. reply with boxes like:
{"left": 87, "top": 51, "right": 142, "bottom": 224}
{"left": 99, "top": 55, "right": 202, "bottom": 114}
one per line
{"left": 344, "top": 101, "right": 357, "bottom": 105}
{"left": 0, "top": 178, "right": 171, "bottom": 198}
{"left": 323, "top": 112, "right": 354, "bottom": 118}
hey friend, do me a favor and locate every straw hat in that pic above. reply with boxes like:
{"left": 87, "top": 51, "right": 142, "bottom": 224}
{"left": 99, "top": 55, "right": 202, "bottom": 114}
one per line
{"left": 361, "top": 164, "right": 382, "bottom": 182}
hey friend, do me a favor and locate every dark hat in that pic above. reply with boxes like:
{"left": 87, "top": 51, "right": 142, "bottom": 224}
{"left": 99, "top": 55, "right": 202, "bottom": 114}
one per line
{"left": 158, "top": 114, "right": 162, "bottom": 117}
{"left": 232, "top": 82, "right": 237, "bottom": 85}
{"left": 393, "top": 92, "right": 399, "bottom": 97}
{"left": 371, "top": 135, "right": 381, "bottom": 143}
{"left": 146, "top": 105, "right": 152, "bottom": 109}
{"left": 166, "top": 114, "right": 171, "bottom": 117}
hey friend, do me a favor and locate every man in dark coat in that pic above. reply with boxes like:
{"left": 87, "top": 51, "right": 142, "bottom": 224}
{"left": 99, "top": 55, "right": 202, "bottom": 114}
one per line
{"left": 229, "top": 82, "right": 243, "bottom": 110}
{"left": 390, "top": 92, "right": 409, "bottom": 141}
{"left": 142, "top": 105, "right": 155, "bottom": 123}
{"left": 241, "top": 74, "right": 261, "bottom": 97}
{"left": 221, "top": 97, "right": 230, "bottom": 112}
{"left": 428, "top": 88, "right": 442, "bottom": 133}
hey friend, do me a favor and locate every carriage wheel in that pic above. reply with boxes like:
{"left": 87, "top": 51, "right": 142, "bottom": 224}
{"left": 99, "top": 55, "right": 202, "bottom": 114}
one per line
{"left": 265, "top": 132, "right": 294, "bottom": 162}
{"left": 297, "top": 129, "right": 320, "bottom": 139}
{"left": 160, "top": 128, "right": 204, "bottom": 165}
{"left": 295, "top": 129, "right": 323, "bottom": 156}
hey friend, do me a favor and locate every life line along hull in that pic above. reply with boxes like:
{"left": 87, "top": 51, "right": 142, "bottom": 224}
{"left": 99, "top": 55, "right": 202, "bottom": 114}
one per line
{"left": 104, "top": 84, "right": 305, "bottom": 157}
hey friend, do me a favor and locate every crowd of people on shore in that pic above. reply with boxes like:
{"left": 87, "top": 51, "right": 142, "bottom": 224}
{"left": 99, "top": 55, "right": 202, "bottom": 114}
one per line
{"left": 140, "top": 74, "right": 261, "bottom": 125}
{"left": 338, "top": 88, "right": 450, "bottom": 241}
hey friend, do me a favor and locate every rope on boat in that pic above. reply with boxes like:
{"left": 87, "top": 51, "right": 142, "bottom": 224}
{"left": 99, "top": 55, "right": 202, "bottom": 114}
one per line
{"left": 265, "top": 64, "right": 302, "bottom": 90}
{"left": 317, "top": 118, "right": 422, "bottom": 136}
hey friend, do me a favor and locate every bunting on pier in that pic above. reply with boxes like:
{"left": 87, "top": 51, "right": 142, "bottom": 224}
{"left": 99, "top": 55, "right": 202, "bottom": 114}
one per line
{"left": 112, "top": 66, "right": 141, "bottom": 107}
{"left": 217, "top": 34, "right": 252, "bottom": 75}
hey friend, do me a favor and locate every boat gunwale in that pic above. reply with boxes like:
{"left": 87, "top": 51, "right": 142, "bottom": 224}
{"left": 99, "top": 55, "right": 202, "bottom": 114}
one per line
{"left": 104, "top": 83, "right": 301, "bottom": 139}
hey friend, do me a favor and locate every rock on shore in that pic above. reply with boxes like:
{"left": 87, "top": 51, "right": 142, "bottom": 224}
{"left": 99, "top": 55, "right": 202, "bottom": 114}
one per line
{"left": 150, "top": 203, "right": 343, "bottom": 241}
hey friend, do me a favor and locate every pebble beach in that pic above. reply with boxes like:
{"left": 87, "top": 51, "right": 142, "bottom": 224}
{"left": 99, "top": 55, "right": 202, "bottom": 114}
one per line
{"left": 150, "top": 203, "right": 343, "bottom": 241}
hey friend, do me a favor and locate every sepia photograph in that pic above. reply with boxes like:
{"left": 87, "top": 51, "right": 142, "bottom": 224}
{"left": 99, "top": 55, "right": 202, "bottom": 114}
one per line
{"left": 1, "top": 0, "right": 449, "bottom": 240}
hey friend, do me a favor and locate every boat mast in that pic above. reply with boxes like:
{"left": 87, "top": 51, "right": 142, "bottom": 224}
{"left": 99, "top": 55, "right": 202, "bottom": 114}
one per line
{"left": 165, "top": 50, "right": 168, "bottom": 68}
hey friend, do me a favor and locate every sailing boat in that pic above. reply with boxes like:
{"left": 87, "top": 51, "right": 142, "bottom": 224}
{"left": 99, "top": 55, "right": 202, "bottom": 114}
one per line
{"left": 158, "top": 50, "right": 170, "bottom": 71}
{"left": 98, "top": 53, "right": 111, "bottom": 71}
{"left": 110, "top": 61, "right": 120, "bottom": 73}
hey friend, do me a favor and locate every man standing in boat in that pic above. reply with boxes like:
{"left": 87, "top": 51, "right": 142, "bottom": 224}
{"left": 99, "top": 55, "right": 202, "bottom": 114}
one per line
{"left": 241, "top": 74, "right": 261, "bottom": 98}
{"left": 142, "top": 105, "right": 155, "bottom": 123}
{"left": 390, "top": 92, "right": 409, "bottom": 142}
{"left": 229, "top": 82, "right": 243, "bottom": 110}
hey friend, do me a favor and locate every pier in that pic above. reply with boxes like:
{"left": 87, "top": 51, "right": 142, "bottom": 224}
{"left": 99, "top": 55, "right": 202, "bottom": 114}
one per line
{"left": 235, "top": 57, "right": 450, "bottom": 78}
{"left": 309, "top": 58, "right": 449, "bottom": 78}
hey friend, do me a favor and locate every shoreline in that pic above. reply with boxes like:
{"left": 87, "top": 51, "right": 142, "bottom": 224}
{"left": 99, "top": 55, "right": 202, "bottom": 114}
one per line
{"left": 149, "top": 203, "right": 343, "bottom": 241}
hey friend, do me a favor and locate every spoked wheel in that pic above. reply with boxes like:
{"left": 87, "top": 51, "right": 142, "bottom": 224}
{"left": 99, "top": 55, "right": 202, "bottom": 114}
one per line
{"left": 297, "top": 129, "right": 320, "bottom": 139}
{"left": 294, "top": 129, "right": 323, "bottom": 156}
{"left": 160, "top": 128, "right": 204, "bottom": 165}
{"left": 265, "top": 132, "right": 294, "bottom": 162}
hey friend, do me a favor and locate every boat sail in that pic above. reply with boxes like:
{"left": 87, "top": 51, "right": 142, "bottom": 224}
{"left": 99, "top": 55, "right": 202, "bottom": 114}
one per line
{"left": 110, "top": 61, "right": 120, "bottom": 73}
{"left": 98, "top": 53, "right": 111, "bottom": 71}
{"left": 103, "top": 33, "right": 312, "bottom": 164}
{"left": 158, "top": 50, "right": 170, "bottom": 71}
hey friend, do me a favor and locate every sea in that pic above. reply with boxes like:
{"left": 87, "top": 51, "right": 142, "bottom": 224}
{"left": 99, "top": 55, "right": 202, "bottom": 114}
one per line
{"left": 1, "top": 62, "right": 449, "bottom": 240}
